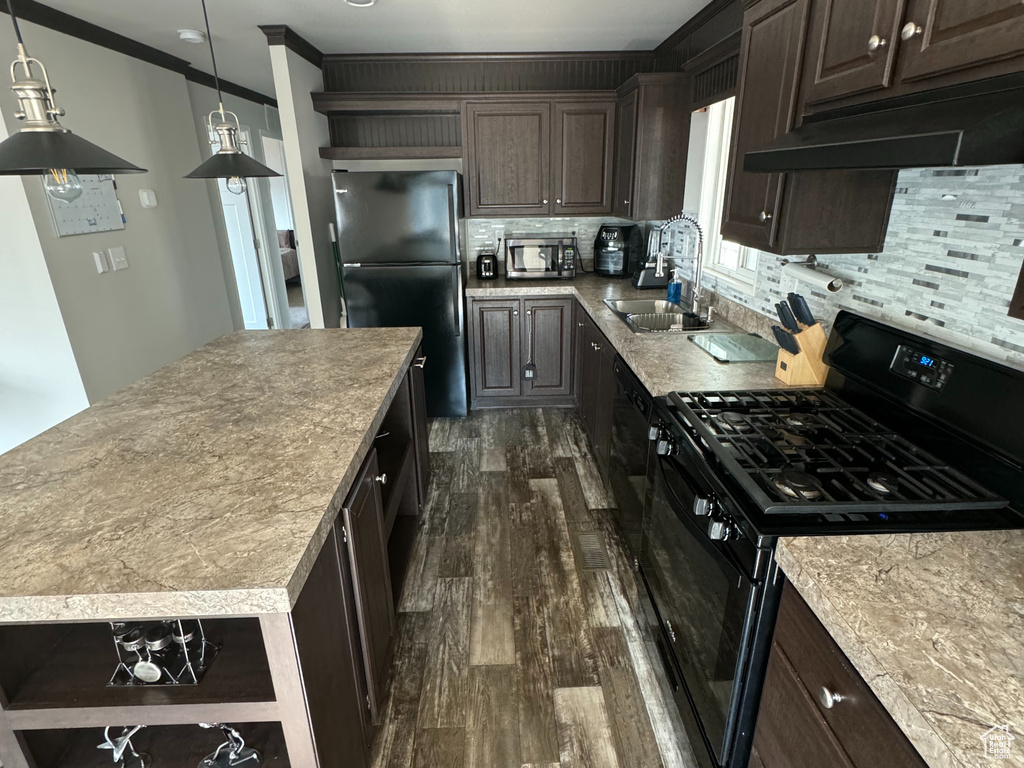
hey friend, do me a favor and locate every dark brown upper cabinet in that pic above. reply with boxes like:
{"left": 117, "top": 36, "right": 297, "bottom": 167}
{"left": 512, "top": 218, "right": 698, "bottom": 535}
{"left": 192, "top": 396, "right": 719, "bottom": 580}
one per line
{"left": 464, "top": 102, "right": 551, "bottom": 217}
{"left": 723, "top": 0, "right": 812, "bottom": 251}
{"left": 804, "top": 0, "right": 1024, "bottom": 110}
{"left": 612, "top": 74, "right": 692, "bottom": 221}
{"left": 897, "top": 0, "right": 1024, "bottom": 83}
{"left": 552, "top": 101, "right": 616, "bottom": 215}
{"left": 723, "top": 0, "right": 897, "bottom": 254}
{"left": 464, "top": 98, "right": 616, "bottom": 218}
{"left": 803, "top": 0, "right": 907, "bottom": 105}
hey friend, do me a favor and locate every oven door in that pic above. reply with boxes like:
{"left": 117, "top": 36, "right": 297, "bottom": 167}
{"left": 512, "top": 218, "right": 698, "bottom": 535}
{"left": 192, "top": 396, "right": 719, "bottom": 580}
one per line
{"left": 638, "top": 443, "right": 762, "bottom": 768}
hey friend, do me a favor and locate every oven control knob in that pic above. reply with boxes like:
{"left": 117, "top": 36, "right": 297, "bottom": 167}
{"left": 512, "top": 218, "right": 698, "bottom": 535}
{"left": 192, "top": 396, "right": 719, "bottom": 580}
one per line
{"left": 656, "top": 437, "right": 675, "bottom": 456}
{"left": 708, "top": 519, "right": 733, "bottom": 541}
{"left": 648, "top": 426, "right": 661, "bottom": 441}
{"left": 693, "top": 497, "right": 713, "bottom": 517}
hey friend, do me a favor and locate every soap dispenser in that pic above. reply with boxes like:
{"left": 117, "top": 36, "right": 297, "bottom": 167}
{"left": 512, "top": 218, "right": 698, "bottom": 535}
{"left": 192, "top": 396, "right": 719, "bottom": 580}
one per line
{"left": 667, "top": 266, "right": 683, "bottom": 305}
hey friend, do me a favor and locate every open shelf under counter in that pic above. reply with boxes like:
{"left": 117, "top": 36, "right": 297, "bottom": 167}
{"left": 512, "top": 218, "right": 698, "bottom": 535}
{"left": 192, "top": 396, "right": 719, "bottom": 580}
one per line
{"left": 0, "top": 619, "right": 276, "bottom": 728}
{"left": 21, "top": 722, "right": 289, "bottom": 768}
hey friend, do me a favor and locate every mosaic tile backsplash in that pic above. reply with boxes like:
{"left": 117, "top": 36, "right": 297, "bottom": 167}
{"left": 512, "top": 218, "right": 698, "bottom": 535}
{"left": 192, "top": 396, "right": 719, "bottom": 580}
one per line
{"left": 662, "top": 165, "right": 1024, "bottom": 369}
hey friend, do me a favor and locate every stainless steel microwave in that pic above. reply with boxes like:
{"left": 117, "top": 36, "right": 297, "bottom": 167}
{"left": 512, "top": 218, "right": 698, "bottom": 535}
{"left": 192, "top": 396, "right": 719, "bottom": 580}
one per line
{"left": 505, "top": 236, "right": 577, "bottom": 280}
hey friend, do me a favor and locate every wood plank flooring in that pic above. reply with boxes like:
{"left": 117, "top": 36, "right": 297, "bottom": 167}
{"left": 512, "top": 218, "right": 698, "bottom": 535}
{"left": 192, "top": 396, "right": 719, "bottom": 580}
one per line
{"left": 373, "top": 408, "right": 695, "bottom": 768}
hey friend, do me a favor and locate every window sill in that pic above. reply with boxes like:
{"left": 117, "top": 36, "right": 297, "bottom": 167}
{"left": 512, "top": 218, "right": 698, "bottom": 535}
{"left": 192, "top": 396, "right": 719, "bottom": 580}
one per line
{"left": 703, "top": 266, "right": 757, "bottom": 296}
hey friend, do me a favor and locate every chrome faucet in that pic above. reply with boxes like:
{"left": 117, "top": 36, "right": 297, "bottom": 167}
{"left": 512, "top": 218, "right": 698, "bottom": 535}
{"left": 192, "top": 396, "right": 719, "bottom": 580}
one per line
{"left": 654, "top": 213, "right": 706, "bottom": 317}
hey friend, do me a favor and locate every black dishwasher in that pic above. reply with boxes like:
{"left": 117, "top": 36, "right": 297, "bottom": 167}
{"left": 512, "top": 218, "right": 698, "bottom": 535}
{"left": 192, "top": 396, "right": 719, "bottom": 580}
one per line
{"left": 608, "top": 356, "right": 653, "bottom": 554}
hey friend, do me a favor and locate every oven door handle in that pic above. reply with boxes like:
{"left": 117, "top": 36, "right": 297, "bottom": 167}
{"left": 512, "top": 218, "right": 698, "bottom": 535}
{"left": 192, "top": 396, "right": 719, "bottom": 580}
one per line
{"left": 654, "top": 454, "right": 754, "bottom": 582}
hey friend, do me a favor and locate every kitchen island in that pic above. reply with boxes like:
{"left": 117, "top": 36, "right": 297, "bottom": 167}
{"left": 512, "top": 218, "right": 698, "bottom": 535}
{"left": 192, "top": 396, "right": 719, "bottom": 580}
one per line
{"left": 0, "top": 328, "right": 428, "bottom": 768}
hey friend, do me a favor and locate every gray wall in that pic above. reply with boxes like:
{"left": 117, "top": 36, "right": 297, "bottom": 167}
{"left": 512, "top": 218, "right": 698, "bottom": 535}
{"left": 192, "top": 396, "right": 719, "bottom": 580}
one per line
{"left": 0, "top": 20, "right": 235, "bottom": 403}
{"left": 0, "top": 159, "right": 89, "bottom": 454}
{"left": 664, "top": 165, "right": 1024, "bottom": 369}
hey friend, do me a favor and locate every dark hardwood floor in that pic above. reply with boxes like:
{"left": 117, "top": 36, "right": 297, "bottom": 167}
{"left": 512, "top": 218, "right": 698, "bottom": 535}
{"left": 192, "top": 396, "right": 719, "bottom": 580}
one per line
{"left": 372, "top": 408, "right": 699, "bottom": 768}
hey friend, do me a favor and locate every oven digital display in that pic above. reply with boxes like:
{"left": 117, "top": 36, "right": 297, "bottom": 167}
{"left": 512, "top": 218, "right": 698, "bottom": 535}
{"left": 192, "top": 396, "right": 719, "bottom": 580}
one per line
{"left": 891, "top": 345, "right": 954, "bottom": 391}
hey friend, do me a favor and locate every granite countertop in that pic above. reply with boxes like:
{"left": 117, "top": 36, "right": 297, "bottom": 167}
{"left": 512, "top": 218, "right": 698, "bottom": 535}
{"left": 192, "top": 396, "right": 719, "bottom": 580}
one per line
{"left": 777, "top": 532, "right": 1024, "bottom": 768}
{"left": 465, "top": 273, "right": 786, "bottom": 396}
{"left": 0, "top": 329, "right": 422, "bottom": 622}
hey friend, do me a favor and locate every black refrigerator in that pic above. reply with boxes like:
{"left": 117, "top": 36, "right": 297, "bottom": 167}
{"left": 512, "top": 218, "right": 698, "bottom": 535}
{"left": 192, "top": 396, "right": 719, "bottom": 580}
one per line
{"left": 334, "top": 170, "right": 468, "bottom": 417}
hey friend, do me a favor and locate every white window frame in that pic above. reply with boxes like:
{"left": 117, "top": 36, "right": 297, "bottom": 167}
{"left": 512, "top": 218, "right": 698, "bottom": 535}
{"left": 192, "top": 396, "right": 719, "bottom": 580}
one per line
{"left": 695, "top": 97, "right": 759, "bottom": 291}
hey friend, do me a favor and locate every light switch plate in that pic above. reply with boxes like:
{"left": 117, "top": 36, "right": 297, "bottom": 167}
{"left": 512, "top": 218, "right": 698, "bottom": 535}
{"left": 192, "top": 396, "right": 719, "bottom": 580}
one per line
{"left": 93, "top": 251, "right": 109, "bottom": 274}
{"left": 139, "top": 189, "right": 158, "bottom": 208}
{"left": 109, "top": 246, "right": 129, "bottom": 271}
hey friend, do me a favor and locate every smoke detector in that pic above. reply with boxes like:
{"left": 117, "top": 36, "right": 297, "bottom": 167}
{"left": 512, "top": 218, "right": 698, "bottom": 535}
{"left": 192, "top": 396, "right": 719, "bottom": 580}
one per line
{"left": 178, "top": 29, "right": 207, "bottom": 44}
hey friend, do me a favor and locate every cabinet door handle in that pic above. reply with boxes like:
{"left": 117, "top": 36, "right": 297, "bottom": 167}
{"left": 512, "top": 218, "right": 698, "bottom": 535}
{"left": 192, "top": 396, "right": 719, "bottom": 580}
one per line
{"left": 556, "top": 198, "right": 562, "bottom": 204}
{"left": 867, "top": 34, "right": 888, "bottom": 51}
{"left": 665, "top": 620, "right": 677, "bottom": 643}
{"left": 901, "top": 22, "right": 922, "bottom": 40}
{"left": 819, "top": 686, "right": 844, "bottom": 709}
{"left": 413, "top": 356, "right": 427, "bottom": 369}
{"left": 594, "top": 343, "right": 602, "bottom": 351}
{"left": 527, "top": 309, "right": 532, "bottom": 316}
{"left": 513, "top": 309, "right": 519, "bottom": 316}
{"left": 758, "top": 210, "right": 773, "bottom": 224}
{"left": 542, "top": 199, "right": 549, "bottom": 205}
{"left": 624, "top": 199, "right": 631, "bottom": 204}
{"left": 578, "top": 321, "right": 585, "bottom": 328}
{"left": 376, "top": 473, "right": 388, "bottom": 485}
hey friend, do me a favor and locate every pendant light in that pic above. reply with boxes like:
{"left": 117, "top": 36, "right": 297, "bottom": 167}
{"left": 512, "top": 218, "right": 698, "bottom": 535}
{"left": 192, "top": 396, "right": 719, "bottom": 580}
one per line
{"left": 0, "top": 0, "right": 146, "bottom": 203}
{"left": 185, "top": 0, "right": 279, "bottom": 195}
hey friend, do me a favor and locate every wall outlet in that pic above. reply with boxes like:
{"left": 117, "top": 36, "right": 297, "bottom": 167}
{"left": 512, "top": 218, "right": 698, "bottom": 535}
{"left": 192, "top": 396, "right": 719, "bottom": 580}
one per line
{"left": 108, "top": 246, "right": 129, "bottom": 271}
{"left": 92, "top": 251, "right": 110, "bottom": 274}
{"left": 139, "top": 189, "right": 158, "bottom": 208}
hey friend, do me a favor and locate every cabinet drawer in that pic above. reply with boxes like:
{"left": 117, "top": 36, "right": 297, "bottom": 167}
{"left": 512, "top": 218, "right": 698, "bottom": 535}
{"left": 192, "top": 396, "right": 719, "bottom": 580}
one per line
{"left": 772, "top": 584, "right": 926, "bottom": 768}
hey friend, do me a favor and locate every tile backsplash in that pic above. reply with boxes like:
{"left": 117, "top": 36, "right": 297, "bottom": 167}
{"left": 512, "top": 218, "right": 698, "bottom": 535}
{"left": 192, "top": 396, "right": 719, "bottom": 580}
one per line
{"left": 466, "top": 216, "right": 640, "bottom": 272}
{"left": 662, "top": 165, "right": 1024, "bottom": 369}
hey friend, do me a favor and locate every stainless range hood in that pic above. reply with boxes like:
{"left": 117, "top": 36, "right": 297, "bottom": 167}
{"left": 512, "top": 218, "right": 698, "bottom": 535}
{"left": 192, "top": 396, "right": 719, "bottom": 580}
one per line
{"left": 744, "top": 78, "right": 1024, "bottom": 172}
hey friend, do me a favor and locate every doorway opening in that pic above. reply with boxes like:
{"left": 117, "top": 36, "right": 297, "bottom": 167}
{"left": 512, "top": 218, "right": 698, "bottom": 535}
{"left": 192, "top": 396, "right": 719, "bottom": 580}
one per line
{"left": 263, "top": 135, "right": 309, "bottom": 329}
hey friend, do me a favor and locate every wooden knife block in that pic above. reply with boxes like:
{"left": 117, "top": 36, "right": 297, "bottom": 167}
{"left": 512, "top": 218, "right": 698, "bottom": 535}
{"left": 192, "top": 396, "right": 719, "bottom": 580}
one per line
{"left": 775, "top": 323, "right": 830, "bottom": 386}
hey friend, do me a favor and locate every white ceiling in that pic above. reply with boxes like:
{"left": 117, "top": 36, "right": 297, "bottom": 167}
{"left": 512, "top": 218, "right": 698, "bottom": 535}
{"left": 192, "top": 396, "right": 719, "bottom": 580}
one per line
{"left": 35, "top": 0, "right": 705, "bottom": 98}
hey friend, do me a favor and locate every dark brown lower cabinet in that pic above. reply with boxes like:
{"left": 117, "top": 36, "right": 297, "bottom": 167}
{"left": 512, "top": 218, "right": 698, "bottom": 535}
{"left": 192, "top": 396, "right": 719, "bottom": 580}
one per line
{"left": 576, "top": 310, "right": 616, "bottom": 473}
{"left": 468, "top": 296, "right": 574, "bottom": 408}
{"left": 750, "top": 581, "right": 926, "bottom": 768}
{"left": 340, "top": 449, "right": 396, "bottom": 725}
{"left": 409, "top": 345, "right": 431, "bottom": 507}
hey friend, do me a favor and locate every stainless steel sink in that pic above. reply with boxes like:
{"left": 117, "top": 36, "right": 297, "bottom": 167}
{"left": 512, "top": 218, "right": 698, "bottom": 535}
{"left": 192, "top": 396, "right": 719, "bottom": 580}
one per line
{"left": 604, "top": 299, "right": 715, "bottom": 334}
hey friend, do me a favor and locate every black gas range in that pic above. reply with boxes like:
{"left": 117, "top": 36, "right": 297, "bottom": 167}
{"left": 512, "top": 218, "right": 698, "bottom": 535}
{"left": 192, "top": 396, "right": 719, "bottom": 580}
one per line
{"left": 634, "top": 311, "right": 1024, "bottom": 768}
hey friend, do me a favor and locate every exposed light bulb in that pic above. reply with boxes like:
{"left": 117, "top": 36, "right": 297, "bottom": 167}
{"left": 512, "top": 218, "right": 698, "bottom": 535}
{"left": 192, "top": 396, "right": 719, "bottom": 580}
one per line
{"left": 226, "top": 176, "right": 247, "bottom": 195}
{"left": 43, "top": 168, "right": 83, "bottom": 203}
{"left": 345, "top": 0, "right": 377, "bottom": 6}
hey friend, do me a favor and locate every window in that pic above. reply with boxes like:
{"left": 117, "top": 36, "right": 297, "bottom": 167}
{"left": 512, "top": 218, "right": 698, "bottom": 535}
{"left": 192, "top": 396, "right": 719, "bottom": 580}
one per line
{"left": 692, "top": 98, "right": 759, "bottom": 289}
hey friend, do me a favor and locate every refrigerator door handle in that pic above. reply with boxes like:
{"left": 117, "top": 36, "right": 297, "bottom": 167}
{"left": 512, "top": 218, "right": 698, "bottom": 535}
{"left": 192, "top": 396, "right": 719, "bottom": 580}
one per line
{"left": 447, "top": 184, "right": 459, "bottom": 266}
{"left": 452, "top": 267, "right": 463, "bottom": 337}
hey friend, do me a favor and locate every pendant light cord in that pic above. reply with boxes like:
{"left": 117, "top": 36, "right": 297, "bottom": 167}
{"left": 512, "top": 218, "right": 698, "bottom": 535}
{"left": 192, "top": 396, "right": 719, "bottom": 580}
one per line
{"left": 8, "top": 0, "right": 25, "bottom": 46}
{"left": 199, "top": 0, "right": 223, "bottom": 104}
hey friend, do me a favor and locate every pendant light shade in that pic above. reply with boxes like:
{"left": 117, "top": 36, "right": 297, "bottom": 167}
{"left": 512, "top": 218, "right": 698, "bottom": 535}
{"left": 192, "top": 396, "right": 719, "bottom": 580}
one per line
{"left": 185, "top": 150, "right": 282, "bottom": 181}
{"left": 0, "top": 0, "right": 145, "bottom": 202}
{"left": 186, "top": 0, "right": 280, "bottom": 194}
{"left": 0, "top": 130, "right": 146, "bottom": 175}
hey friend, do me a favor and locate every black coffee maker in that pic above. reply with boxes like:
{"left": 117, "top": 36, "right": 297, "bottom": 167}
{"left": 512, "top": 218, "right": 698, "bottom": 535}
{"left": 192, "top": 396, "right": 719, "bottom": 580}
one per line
{"left": 594, "top": 225, "right": 643, "bottom": 278}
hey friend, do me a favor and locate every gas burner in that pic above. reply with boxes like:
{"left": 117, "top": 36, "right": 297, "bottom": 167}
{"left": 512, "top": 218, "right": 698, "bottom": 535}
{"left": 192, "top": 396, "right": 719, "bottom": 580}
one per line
{"left": 772, "top": 469, "right": 823, "bottom": 500}
{"left": 716, "top": 412, "right": 753, "bottom": 433}
{"left": 783, "top": 413, "right": 808, "bottom": 427}
{"left": 866, "top": 472, "right": 899, "bottom": 495}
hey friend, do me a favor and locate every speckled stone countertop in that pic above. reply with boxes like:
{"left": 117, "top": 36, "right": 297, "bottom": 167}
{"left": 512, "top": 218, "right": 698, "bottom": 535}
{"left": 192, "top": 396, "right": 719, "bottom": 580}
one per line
{"left": 465, "top": 274, "right": 786, "bottom": 396}
{"left": 0, "top": 329, "right": 421, "bottom": 622}
{"left": 777, "top": 532, "right": 1024, "bottom": 768}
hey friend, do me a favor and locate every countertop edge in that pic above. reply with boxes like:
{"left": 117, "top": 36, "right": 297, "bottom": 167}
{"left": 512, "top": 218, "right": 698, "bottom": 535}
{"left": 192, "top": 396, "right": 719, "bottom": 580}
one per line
{"left": 775, "top": 539, "right": 966, "bottom": 768}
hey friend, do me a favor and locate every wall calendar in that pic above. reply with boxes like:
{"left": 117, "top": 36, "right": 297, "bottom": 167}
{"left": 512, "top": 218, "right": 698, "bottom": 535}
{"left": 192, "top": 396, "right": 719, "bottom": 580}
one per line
{"left": 45, "top": 174, "right": 126, "bottom": 237}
